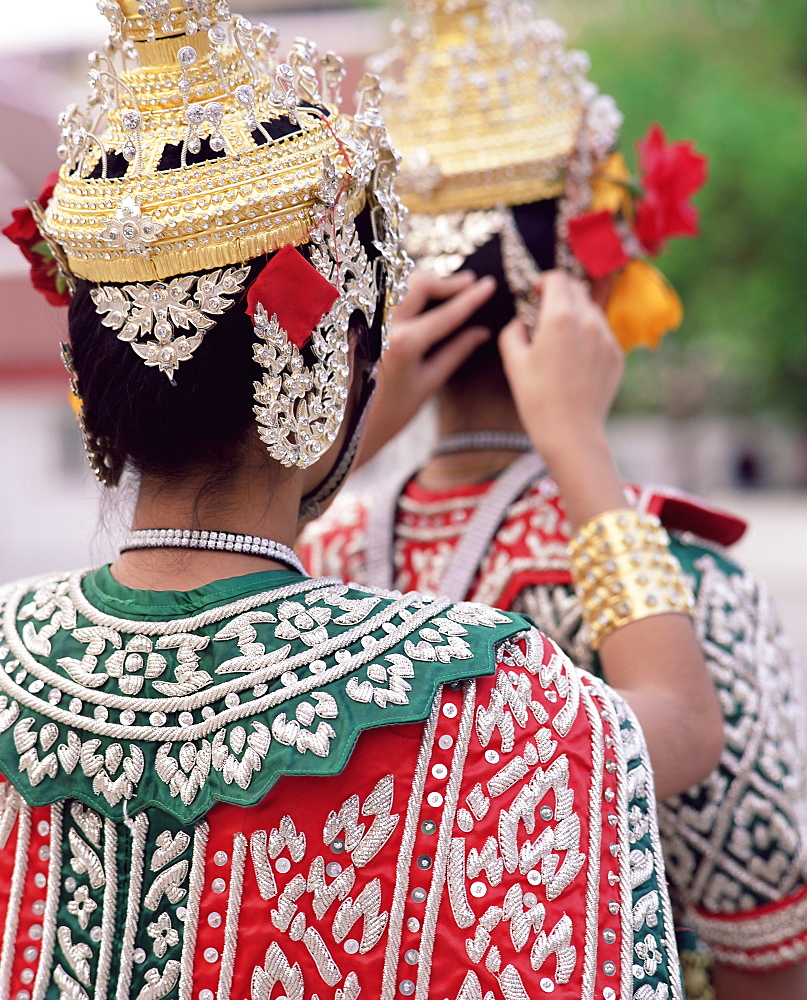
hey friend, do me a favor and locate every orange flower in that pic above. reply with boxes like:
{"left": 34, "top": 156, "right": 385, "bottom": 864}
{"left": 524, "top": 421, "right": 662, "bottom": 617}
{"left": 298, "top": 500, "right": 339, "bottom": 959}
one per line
{"left": 68, "top": 388, "right": 82, "bottom": 419}
{"left": 605, "top": 259, "right": 683, "bottom": 352}
{"left": 590, "top": 152, "right": 633, "bottom": 217}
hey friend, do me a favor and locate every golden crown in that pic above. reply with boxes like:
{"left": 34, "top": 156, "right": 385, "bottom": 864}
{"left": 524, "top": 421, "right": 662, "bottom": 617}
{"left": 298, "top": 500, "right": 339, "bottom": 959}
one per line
{"left": 32, "top": 0, "right": 411, "bottom": 479}
{"left": 371, "top": 0, "right": 621, "bottom": 216}
{"left": 42, "top": 0, "right": 384, "bottom": 285}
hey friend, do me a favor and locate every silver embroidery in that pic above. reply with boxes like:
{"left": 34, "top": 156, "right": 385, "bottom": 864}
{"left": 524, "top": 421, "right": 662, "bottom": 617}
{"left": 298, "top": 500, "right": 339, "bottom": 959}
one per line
{"left": 32, "top": 803, "right": 64, "bottom": 1000}
{"left": 0, "top": 797, "right": 31, "bottom": 996}
{"left": 251, "top": 941, "right": 305, "bottom": 1000}
{"left": 177, "top": 822, "right": 208, "bottom": 1000}
{"left": 308, "top": 855, "right": 355, "bottom": 920}
{"left": 380, "top": 698, "right": 441, "bottom": 1000}
{"left": 447, "top": 838, "right": 475, "bottom": 930}
{"left": 332, "top": 878, "right": 388, "bottom": 953}
{"left": 117, "top": 812, "right": 148, "bottom": 1000}
{"left": 218, "top": 833, "right": 246, "bottom": 999}
{"left": 417, "top": 682, "right": 476, "bottom": 1000}
{"left": 250, "top": 830, "right": 278, "bottom": 901}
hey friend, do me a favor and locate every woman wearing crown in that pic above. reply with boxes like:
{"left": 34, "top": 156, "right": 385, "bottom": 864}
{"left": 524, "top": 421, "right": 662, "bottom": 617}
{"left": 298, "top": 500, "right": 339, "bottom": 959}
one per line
{"left": 298, "top": 2, "right": 807, "bottom": 999}
{"left": 0, "top": 1, "right": 724, "bottom": 997}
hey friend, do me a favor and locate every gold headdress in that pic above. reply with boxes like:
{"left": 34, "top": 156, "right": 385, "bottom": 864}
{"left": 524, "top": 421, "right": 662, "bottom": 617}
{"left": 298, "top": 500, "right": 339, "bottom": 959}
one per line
{"left": 373, "top": 0, "right": 610, "bottom": 217}
{"left": 372, "top": 0, "right": 704, "bottom": 349}
{"left": 34, "top": 0, "right": 410, "bottom": 475}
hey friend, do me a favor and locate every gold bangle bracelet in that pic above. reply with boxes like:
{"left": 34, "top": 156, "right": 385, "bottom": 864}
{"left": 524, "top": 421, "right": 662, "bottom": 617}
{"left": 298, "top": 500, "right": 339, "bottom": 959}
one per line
{"left": 569, "top": 507, "right": 695, "bottom": 650}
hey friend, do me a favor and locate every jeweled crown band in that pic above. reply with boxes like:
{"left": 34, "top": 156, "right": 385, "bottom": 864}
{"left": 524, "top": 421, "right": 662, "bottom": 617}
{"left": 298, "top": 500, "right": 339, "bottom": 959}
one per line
{"left": 569, "top": 508, "right": 696, "bottom": 650}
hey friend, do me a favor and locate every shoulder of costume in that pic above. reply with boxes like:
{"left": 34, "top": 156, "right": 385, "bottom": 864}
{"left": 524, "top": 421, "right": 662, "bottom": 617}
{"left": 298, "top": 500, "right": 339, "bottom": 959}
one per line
{"left": 496, "top": 477, "right": 748, "bottom": 549}
{"left": 626, "top": 483, "right": 748, "bottom": 548}
{"left": 0, "top": 568, "right": 531, "bottom": 824}
{"left": 464, "top": 477, "right": 748, "bottom": 607}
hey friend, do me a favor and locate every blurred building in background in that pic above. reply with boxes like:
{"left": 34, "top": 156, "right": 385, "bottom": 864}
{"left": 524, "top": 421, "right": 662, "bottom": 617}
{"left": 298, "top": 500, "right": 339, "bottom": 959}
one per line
{"left": 1, "top": 0, "right": 805, "bottom": 658}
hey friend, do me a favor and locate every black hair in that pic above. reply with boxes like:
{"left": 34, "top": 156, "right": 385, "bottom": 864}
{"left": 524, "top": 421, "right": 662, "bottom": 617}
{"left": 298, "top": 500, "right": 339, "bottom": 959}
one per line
{"left": 432, "top": 198, "right": 559, "bottom": 389}
{"left": 69, "top": 203, "right": 384, "bottom": 485}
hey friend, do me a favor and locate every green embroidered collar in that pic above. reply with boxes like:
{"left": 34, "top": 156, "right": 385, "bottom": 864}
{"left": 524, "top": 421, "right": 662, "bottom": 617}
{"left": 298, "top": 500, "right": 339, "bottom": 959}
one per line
{"left": 0, "top": 568, "right": 527, "bottom": 822}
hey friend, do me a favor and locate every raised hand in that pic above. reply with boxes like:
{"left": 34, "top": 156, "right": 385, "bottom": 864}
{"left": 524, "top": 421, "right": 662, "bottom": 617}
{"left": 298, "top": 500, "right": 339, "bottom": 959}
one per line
{"left": 357, "top": 269, "right": 495, "bottom": 464}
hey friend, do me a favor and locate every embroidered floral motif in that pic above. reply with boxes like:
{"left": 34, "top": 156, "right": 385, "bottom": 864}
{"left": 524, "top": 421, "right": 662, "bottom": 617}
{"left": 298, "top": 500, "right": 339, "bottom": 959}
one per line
{"left": 0, "top": 571, "right": 527, "bottom": 821}
{"left": 105, "top": 635, "right": 167, "bottom": 695}
{"left": 147, "top": 911, "right": 179, "bottom": 958}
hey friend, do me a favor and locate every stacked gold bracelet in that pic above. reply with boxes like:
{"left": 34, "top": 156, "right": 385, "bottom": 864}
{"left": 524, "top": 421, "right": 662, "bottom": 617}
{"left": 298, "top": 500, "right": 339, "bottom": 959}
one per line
{"left": 569, "top": 508, "right": 695, "bottom": 650}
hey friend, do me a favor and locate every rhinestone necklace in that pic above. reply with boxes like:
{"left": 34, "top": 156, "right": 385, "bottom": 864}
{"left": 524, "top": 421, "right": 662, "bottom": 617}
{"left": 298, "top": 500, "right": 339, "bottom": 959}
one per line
{"left": 119, "top": 529, "right": 307, "bottom": 576}
{"left": 432, "top": 431, "right": 534, "bottom": 456}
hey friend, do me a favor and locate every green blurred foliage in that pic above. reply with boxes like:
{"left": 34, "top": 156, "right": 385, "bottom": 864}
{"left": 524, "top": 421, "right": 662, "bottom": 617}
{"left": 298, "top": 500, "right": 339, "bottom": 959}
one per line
{"left": 558, "top": 0, "right": 807, "bottom": 423}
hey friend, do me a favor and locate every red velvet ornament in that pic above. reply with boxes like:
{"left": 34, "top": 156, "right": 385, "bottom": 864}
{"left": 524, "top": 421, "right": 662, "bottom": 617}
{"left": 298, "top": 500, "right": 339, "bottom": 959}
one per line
{"left": 246, "top": 244, "right": 339, "bottom": 349}
{"left": 566, "top": 210, "right": 630, "bottom": 279}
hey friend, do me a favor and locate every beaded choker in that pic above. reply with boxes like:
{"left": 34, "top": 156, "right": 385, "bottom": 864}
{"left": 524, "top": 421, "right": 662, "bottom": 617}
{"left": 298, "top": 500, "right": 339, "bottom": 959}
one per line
{"left": 432, "top": 431, "right": 533, "bottom": 456}
{"left": 119, "top": 529, "right": 307, "bottom": 576}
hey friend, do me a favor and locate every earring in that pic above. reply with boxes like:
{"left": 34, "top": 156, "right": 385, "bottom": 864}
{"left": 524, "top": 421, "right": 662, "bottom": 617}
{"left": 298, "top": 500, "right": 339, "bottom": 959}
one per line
{"left": 61, "top": 344, "right": 125, "bottom": 487}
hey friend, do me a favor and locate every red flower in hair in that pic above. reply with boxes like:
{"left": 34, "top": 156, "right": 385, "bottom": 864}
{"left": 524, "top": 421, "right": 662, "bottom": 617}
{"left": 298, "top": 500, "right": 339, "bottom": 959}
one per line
{"left": 634, "top": 124, "right": 708, "bottom": 256}
{"left": 2, "top": 172, "right": 71, "bottom": 307}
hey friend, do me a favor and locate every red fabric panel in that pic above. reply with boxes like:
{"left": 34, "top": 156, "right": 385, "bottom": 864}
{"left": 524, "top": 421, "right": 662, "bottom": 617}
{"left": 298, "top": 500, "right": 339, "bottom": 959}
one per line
{"left": 247, "top": 245, "right": 339, "bottom": 349}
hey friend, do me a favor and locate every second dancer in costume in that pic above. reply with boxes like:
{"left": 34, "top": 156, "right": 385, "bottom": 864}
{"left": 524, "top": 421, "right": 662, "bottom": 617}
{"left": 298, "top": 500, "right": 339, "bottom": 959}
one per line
{"left": 300, "top": 3, "right": 807, "bottom": 998}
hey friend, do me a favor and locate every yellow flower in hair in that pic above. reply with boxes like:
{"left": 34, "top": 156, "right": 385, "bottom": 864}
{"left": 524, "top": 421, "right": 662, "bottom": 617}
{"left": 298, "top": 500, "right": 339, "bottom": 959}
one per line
{"left": 606, "top": 260, "right": 683, "bottom": 352}
{"left": 590, "top": 152, "right": 634, "bottom": 218}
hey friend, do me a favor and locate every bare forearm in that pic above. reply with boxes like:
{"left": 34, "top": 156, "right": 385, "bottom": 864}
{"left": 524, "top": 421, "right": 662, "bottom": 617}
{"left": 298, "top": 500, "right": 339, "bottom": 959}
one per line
{"left": 599, "top": 617, "right": 723, "bottom": 799}
{"left": 541, "top": 432, "right": 722, "bottom": 797}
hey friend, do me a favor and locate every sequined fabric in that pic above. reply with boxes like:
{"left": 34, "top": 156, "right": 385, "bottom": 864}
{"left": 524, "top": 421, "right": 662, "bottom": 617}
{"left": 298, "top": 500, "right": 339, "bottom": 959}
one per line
{"left": 0, "top": 567, "right": 681, "bottom": 998}
{"left": 300, "top": 475, "right": 807, "bottom": 973}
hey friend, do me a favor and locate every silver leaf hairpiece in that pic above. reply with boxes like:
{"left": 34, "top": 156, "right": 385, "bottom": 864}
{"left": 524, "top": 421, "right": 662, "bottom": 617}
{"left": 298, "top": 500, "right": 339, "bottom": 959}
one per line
{"left": 90, "top": 265, "right": 249, "bottom": 378}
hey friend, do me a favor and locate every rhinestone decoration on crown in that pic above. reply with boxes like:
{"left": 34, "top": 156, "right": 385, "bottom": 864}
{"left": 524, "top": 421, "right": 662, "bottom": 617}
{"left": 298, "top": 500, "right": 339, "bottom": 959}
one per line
{"left": 42, "top": 0, "right": 403, "bottom": 287}
{"left": 371, "top": 0, "right": 623, "bottom": 273}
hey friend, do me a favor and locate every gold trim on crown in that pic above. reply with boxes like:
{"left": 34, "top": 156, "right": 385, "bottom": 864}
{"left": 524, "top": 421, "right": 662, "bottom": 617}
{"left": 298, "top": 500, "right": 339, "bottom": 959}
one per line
{"left": 43, "top": 3, "right": 371, "bottom": 284}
